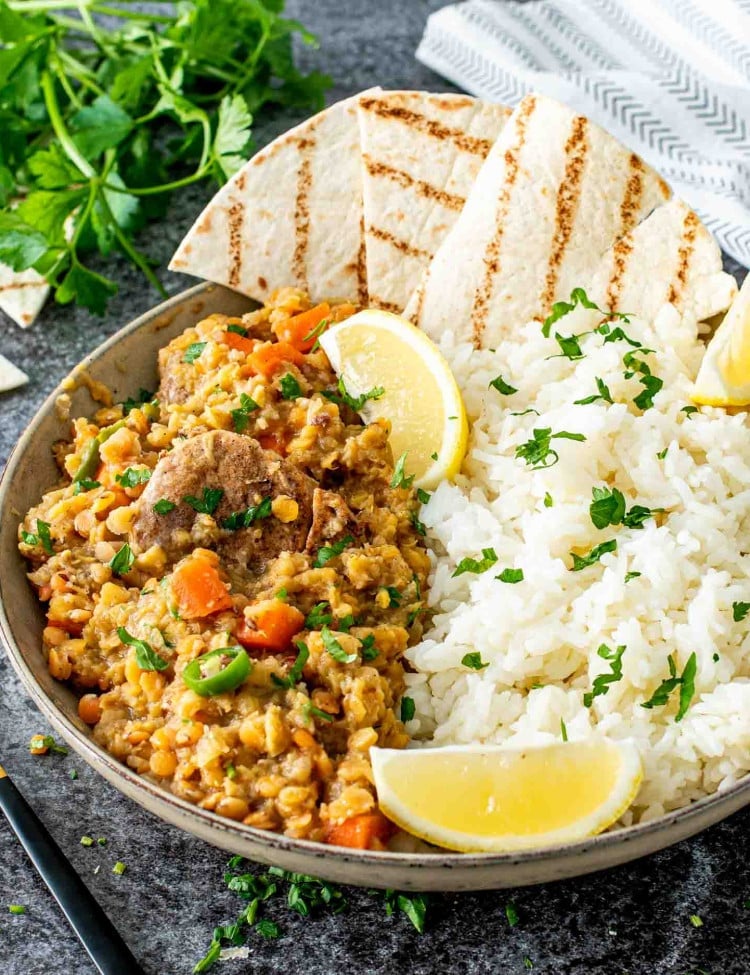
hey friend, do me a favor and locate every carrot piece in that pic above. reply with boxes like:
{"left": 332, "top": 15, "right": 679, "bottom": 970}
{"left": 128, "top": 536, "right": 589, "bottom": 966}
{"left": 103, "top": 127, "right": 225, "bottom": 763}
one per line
{"left": 78, "top": 693, "right": 102, "bottom": 725}
{"left": 255, "top": 431, "right": 289, "bottom": 456}
{"left": 236, "top": 599, "right": 305, "bottom": 653}
{"left": 326, "top": 812, "right": 394, "bottom": 850}
{"left": 170, "top": 555, "right": 234, "bottom": 620}
{"left": 273, "top": 302, "right": 331, "bottom": 352}
{"left": 221, "top": 330, "right": 257, "bottom": 355}
{"left": 246, "top": 341, "right": 305, "bottom": 379}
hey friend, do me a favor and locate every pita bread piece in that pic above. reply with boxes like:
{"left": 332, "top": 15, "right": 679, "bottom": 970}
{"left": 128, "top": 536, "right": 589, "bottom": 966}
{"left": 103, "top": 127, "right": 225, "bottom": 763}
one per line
{"left": 357, "top": 90, "right": 509, "bottom": 312}
{"left": 0, "top": 262, "right": 50, "bottom": 328}
{"left": 405, "top": 93, "right": 671, "bottom": 348}
{"left": 170, "top": 92, "right": 374, "bottom": 305}
{"left": 0, "top": 354, "right": 29, "bottom": 392}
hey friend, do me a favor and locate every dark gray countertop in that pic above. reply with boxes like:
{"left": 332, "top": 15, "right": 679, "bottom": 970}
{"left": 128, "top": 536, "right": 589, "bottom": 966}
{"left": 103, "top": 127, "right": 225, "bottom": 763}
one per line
{"left": 1, "top": 3, "right": 748, "bottom": 973}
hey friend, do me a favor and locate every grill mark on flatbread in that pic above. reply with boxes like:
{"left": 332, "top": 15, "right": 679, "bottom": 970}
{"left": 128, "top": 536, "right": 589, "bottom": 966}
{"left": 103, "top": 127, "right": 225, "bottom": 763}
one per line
{"left": 605, "top": 237, "right": 634, "bottom": 311}
{"left": 226, "top": 201, "right": 245, "bottom": 289}
{"left": 470, "top": 95, "right": 537, "bottom": 348}
{"left": 359, "top": 97, "right": 494, "bottom": 157}
{"left": 367, "top": 225, "right": 432, "bottom": 261}
{"left": 292, "top": 137, "right": 314, "bottom": 290}
{"left": 540, "top": 115, "right": 589, "bottom": 311}
{"left": 363, "top": 157, "right": 465, "bottom": 212}
{"left": 356, "top": 215, "right": 368, "bottom": 305}
{"left": 667, "top": 209, "right": 699, "bottom": 306}
{"left": 370, "top": 297, "right": 402, "bottom": 313}
{"left": 0, "top": 279, "right": 47, "bottom": 293}
{"left": 604, "top": 155, "right": 646, "bottom": 309}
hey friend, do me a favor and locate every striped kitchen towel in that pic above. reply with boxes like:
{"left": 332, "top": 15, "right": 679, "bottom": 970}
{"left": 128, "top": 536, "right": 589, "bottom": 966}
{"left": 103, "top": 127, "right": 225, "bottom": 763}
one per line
{"left": 416, "top": 0, "right": 750, "bottom": 266}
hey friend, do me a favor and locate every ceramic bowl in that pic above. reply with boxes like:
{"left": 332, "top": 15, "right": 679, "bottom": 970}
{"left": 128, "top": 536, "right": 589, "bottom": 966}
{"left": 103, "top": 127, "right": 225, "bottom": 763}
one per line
{"left": 2, "top": 282, "right": 749, "bottom": 892}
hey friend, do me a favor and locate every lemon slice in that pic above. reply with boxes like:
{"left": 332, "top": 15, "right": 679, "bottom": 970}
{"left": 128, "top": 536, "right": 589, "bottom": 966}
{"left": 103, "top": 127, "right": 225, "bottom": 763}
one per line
{"left": 319, "top": 309, "right": 468, "bottom": 490}
{"left": 692, "top": 274, "right": 750, "bottom": 406}
{"left": 371, "top": 740, "right": 643, "bottom": 853}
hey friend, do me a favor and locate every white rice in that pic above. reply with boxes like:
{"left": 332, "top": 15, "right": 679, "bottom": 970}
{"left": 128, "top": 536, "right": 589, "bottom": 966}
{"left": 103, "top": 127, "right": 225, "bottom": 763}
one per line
{"left": 405, "top": 302, "right": 750, "bottom": 824}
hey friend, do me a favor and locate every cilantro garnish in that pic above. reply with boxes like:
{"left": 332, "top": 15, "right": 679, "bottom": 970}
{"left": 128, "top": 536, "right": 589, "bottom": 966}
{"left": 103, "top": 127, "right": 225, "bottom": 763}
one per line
{"left": 321, "top": 626, "right": 357, "bottom": 664}
{"left": 641, "top": 652, "right": 697, "bottom": 721}
{"left": 231, "top": 393, "right": 259, "bottom": 433}
{"left": 511, "top": 408, "right": 540, "bottom": 417}
{"left": 183, "top": 342, "right": 207, "bottom": 364}
{"left": 115, "top": 467, "right": 151, "bottom": 488}
{"left": 183, "top": 487, "right": 223, "bottom": 516}
{"left": 570, "top": 539, "right": 617, "bottom": 571}
{"left": 305, "top": 602, "right": 333, "bottom": 629}
{"left": 271, "top": 641, "right": 309, "bottom": 690}
{"left": 221, "top": 497, "right": 272, "bottom": 530}
{"left": 515, "top": 428, "right": 586, "bottom": 469}
{"left": 400, "top": 696, "right": 416, "bottom": 721}
{"left": 118, "top": 627, "right": 168, "bottom": 671}
{"left": 323, "top": 376, "right": 385, "bottom": 412}
{"left": 453, "top": 548, "right": 498, "bottom": 578}
{"left": 733, "top": 602, "right": 750, "bottom": 622}
{"left": 313, "top": 534, "right": 353, "bottom": 568}
{"left": 279, "top": 373, "right": 303, "bottom": 400}
{"left": 153, "top": 499, "right": 177, "bottom": 515}
{"left": 390, "top": 452, "right": 415, "bottom": 489}
{"left": 109, "top": 543, "right": 135, "bottom": 576}
{"left": 574, "top": 377, "right": 613, "bottom": 405}
{"left": 583, "top": 644, "right": 626, "bottom": 707}
{"left": 496, "top": 568, "right": 524, "bottom": 584}
{"left": 489, "top": 375, "right": 517, "bottom": 395}
{"left": 461, "top": 652, "right": 489, "bottom": 670}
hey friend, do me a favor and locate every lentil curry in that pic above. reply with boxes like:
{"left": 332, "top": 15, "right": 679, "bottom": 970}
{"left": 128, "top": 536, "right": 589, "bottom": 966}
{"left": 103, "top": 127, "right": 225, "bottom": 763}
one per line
{"left": 18, "top": 289, "right": 430, "bottom": 849}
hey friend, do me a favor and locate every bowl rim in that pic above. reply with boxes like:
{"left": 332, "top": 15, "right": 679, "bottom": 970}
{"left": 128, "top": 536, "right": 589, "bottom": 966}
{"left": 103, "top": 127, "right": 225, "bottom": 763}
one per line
{"left": 3, "top": 280, "right": 750, "bottom": 873}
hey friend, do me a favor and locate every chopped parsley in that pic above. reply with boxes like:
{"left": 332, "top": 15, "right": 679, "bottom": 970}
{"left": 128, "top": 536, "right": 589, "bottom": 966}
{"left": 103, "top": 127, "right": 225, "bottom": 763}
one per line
{"left": 598, "top": 323, "right": 641, "bottom": 347}
{"left": 37, "top": 519, "right": 53, "bottom": 554}
{"left": 360, "top": 635, "right": 379, "bottom": 660}
{"left": 305, "top": 602, "right": 333, "bottom": 629}
{"left": 583, "top": 644, "right": 626, "bottom": 707}
{"left": 542, "top": 287, "right": 630, "bottom": 338}
{"left": 183, "top": 342, "right": 207, "bottom": 364}
{"left": 430, "top": 451, "right": 439, "bottom": 461}
{"left": 69, "top": 769, "right": 78, "bottom": 780}
{"left": 279, "top": 372, "right": 303, "bottom": 400}
{"left": 323, "top": 376, "right": 385, "bottom": 412}
{"left": 681, "top": 405, "right": 699, "bottom": 419}
{"left": 515, "top": 428, "right": 586, "bottom": 470}
{"left": 570, "top": 538, "right": 617, "bottom": 571}
{"left": 20, "top": 529, "right": 38, "bottom": 546}
{"left": 496, "top": 568, "right": 524, "bottom": 584}
{"left": 183, "top": 487, "right": 223, "bottom": 515}
{"left": 29, "top": 734, "right": 68, "bottom": 755}
{"left": 461, "top": 652, "right": 489, "bottom": 670}
{"left": 733, "top": 602, "right": 750, "bottom": 622}
{"left": 633, "top": 374, "right": 664, "bottom": 411}
{"left": 225, "top": 763, "right": 237, "bottom": 780}
{"left": 271, "top": 641, "right": 309, "bottom": 689}
{"left": 383, "top": 890, "right": 428, "bottom": 933}
{"left": 115, "top": 466, "right": 151, "bottom": 488}
{"left": 624, "top": 571, "right": 641, "bottom": 583}
{"left": 231, "top": 393, "right": 260, "bottom": 432}
{"left": 574, "top": 377, "right": 613, "bottom": 405}
{"left": 589, "top": 486, "right": 661, "bottom": 531}
{"left": 109, "top": 543, "right": 135, "bottom": 576}
{"left": 153, "top": 499, "right": 177, "bottom": 514}
{"left": 313, "top": 534, "right": 353, "bottom": 568}
{"left": 510, "top": 408, "right": 540, "bottom": 417}
{"left": 255, "top": 919, "right": 281, "bottom": 939}
{"left": 400, "top": 696, "right": 416, "bottom": 721}
{"left": 543, "top": 492, "right": 554, "bottom": 508}
{"left": 410, "top": 510, "right": 427, "bottom": 537}
{"left": 112, "top": 861, "right": 127, "bottom": 876}
{"left": 416, "top": 488, "right": 431, "bottom": 504}
{"left": 380, "top": 586, "right": 402, "bottom": 608}
{"left": 226, "top": 323, "right": 248, "bottom": 337}
{"left": 453, "top": 548, "right": 498, "bottom": 578}
{"left": 560, "top": 718, "right": 568, "bottom": 742}
{"left": 657, "top": 446, "right": 669, "bottom": 460}
{"left": 73, "top": 478, "right": 101, "bottom": 494}
{"left": 551, "top": 331, "right": 584, "bottom": 360}
{"left": 117, "top": 627, "right": 168, "bottom": 671}
{"left": 304, "top": 702, "right": 334, "bottom": 723}
{"left": 321, "top": 626, "right": 357, "bottom": 664}
{"left": 302, "top": 317, "right": 329, "bottom": 351}
{"left": 390, "top": 452, "right": 415, "bottom": 489}
{"left": 641, "top": 652, "right": 697, "bottom": 721}
{"left": 337, "top": 614, "right": 357, "bottom": 633}
{"left": 505, "top": 901, "right": 519, "bottom": 927}
{"left": 489, "top": 375, "right": 517, "bottom": 395}
{"left": 222, "top": 497, "right": 272, "bottom": 530}
{"left": 122, "top": 388, "right": 156, "bottom": 415}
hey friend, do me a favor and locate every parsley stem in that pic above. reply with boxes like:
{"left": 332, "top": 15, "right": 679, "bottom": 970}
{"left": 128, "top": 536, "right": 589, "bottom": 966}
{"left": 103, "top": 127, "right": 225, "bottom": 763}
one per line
{"left": 96, "top": 187, "right": 167, "bottom": 296}
{"left": 40, "top": 71, "right": 96, "bottom": 180}
{"left": 91, "top": 4, "right": 174, "bottom": 23}
{"left": 56, "top": 49, "right": 106, "bottom": 97}
{"left": 102, "top": 168, "right": 211, "bottom": 197}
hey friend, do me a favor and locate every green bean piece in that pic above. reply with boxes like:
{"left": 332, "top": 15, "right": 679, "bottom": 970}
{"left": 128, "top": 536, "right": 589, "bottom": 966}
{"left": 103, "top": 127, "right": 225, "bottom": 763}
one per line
{"left": 72, "top": 419, "right": 127, "bottom": 484}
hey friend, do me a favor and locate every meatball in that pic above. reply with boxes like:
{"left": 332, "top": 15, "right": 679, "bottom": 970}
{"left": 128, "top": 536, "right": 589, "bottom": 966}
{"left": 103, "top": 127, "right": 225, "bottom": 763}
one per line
{"left": 131, "top": 431, "right": 315, "bottom": 569}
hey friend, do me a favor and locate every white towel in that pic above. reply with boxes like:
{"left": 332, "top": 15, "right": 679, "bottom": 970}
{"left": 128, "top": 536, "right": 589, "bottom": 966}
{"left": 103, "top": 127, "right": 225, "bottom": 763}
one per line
{"left": 416, "top": 0, "right": 750, "bottom": 266}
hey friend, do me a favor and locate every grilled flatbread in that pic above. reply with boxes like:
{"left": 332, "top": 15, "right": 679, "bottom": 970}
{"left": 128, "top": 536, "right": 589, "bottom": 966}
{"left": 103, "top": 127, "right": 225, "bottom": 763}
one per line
{"left": 404, "top": 93, "right": 674, "bottom": 348}
{"left": 0, "top": 263, "right": 49, "bottom": 328}
{"left": 170, "top": 92, "right": 376, "bottom": 305}
{"left": 357, "top": 90, "right": 509, "bottom": 312}
{"left": 0, "top": 353, "right": 28, "bottom": 392}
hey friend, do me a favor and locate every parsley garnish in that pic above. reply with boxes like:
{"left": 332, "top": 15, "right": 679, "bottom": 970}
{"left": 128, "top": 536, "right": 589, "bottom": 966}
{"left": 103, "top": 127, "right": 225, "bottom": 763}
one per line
{"left": 321, "top": 626, "right": 357, "bottom": 664}
{"left": 226, "top": 323, "right": 248, "bottom": 337}
{"left": 183, "top": 487, "right": 223, "bottom": 515}
{"left": 560, "top": 718, "right": 568, "bottom": 742}
{"left": 657, "top": 446, "right": 669, "bottom": 460}
{"left": 510, "top": 408, "right": 540, "bottom": 417}
{"left": 109, "top": 543, "right": 135, "bottom": 576}
{"left": 231, "top": 393, "right": 260, "bottom": 432}
{"left": 551, "top": 331, "right": 584, "bottom": 360}
{"left": 589, "top": 486, "right": 661, "bottom": 531}
{"left": 496, "top": 568, "right": 524, "bottom": 584}
{"left": 360, "top": 635, "right": 379, "bottom": 660}
{"left": 505, "top": 901, "right": 519, "bottom": 927}
{"left": 633, "top": 374, "right": 664, "bottom": 410}
{"left": 302, "top": 318, "right": 330, "bottom": 351}
{"left": 542, "top": 287, "right": 630, "bottom": 338}
{"left": 255, "top": 919, "right": 281, "bottom": 939}
{"left": 303, "top": 702, "right": 334, "bottom": 723}
{"left": 279, "top": 373, "right": 303, "bottom": 400}
{"left": 122, "top": 389, "right": 156, "bottom": 415}
{"left": 416, "top": 488, "right": 431, "bottom": 504}
{"left": 489, "top": 375, "right": 517, "bottom": 395}
{"left": 221, "top": 497, "right": 272, "bottom": 530}
{"left": 461, "top": 652, "right": 489, "bottom": 670}
{"left": 29, "top": 734, "right": 68, "bottom": 756}
{"left": 323, "top": 376, "right": 385, "bottom": 412}
{"left": 73, "top": 478, "right": 101, "bottom": 494}
{"left": 410, "top": 510, "right": 427, "bottom": 537}
{"left": 681, "top": 405, "right": 699, "bottom": 419}
{"left": 400, "top": 696, "right": 416, "bottom": 721}
{"left": 271, "top": 641, "right": 309, "bottom": 690}
{"left": 118, "top": 627, "right": 168, "bottom": 671}
{"left": 183, "top": 342, "right": 207, "bottom": 364}
{"left": 515, "top": 428, "right": 586, "bottom": 469}
{"left": 36, "top": 519, "right": 53, "bottom": 554}
{"left": 641, "top": 652, "right": 697, "bottom": 721}
{"left": 115, "top": 467, "right": 151, "bottom": 488}
{"left": 153, "top": 499, "right": 177, "bottom": 514}
{"left": 382, "top": 891, "right": 428, "bottom": 933}
{"left": 313, "top": 534, "right": 353, "bottom": 568}
{"left": 380, "top": 586, "right": 402, "bottom": 607}
{"left": 624, "top": 571, "right": 641, "bottom": 582}
{"left": 733, "top": 602, "right": 750, "bottom": 622}
{"left": 583, "top": 644, "right": 626, "bottom": 707}
{"left": 453, "top": 548, "right": 498, "bottom": 578}
{"left": 305, "top": 602, "right": 333, "bottom": 629}
{"left": 574, "top": 377, "right": 613, "bottom": 405}
{"left": 570, "top": 539, "right": 617, "bottom": 571}
{"left": 390, "top": 452, "right": 415, "bottom": 489}
{"left": 543, "top": 492, "right": 554, "bottom": 508}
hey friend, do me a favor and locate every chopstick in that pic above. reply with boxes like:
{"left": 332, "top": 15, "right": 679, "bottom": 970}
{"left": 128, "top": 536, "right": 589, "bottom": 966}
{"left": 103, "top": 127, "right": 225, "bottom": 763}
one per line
{"left": 0, "top": 763, "right": 144, "bottom": 975}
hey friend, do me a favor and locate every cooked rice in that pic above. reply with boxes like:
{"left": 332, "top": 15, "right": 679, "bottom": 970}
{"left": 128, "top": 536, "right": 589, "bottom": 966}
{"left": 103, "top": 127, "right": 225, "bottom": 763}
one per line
{"left": 405, "top": 302, "right": 750, "bottom": 824}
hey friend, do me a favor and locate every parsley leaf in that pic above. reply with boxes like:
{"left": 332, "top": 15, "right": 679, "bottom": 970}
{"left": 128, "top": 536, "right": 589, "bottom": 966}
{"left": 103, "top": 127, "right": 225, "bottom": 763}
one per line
{"left": 589, "top": 486, "right": 661, "bottom": 531}
{"left": 226, "top": 323, "right": 248, "bottom": 337}
{"left": 461, "top": 652, "right": 489, "bottom": 670}
{"left": 624, "top": 571, "right": 641, "bottom": 582}
{"left": 552, "top": 332, "right": 584, "bottom": 360}
{"left": 505, "top": 902, "right": 519, "bottom": 927}
{"left": 681, "top": 405, "right": 699, "bottom": 419}
{"left": 231, "top": 393, "right": 260, "bottom": 433}
{"left": 321, "top": 626, "right": 357, "bottom": 664}
{"left": 633, "top": 374, "right": 664, "bottom": 411}
{"left": 382, "top": 891, "right": 429, "bottom": 933}
{"left": 583, "top": 644, "right": 626, "bottom": 707}
{"left": 543, "top": 492, "right": 554, "bottom": 508}
{"left": 489, "top": 375, "right": 517, "bottom": 395}
{"left": 183, "top": 342, "right": 207, "bottom": 364}
{"left": 121, "top": 388, "right": 156, "bottom": 415}
{"left": 118, "top": 627, "right": 168, "bottom": 671}
{"left": 390, "top": 452, "right": 415, "bottom": 489}
{"left": 733, "top": 602, "right": 750, "bottom": 622}
{"left": 323, "top": 376, "right": 385, "bottom": 412}
{"left": 221, "top": 497, "right": 272, "bottom": 530}
{"left": 574, "top": 377, "right": 613, "bottom": 405}
{"left": 305, "top": 602, "right": 333, "bottom": 629}
{"left": 271, "top": 641, "right": 309, "bottom": 690}
{"left": 570, "top": 539, "right": 617, "bottom": 571}
{"left": 109, "top": 543, "right": 135, "bottom": 576}
{"left": 641, "top": 652, "right": 697, "bottom": 721}
{"left": 541, "top": 287, "right": 630, "bottom": 338}
{"left": 36, "top": 519, "right": 53, "bottom": 554}
{"left": 400, "top": 696, "right": 416, "bottom": 721}
{"left": 380, "top": 586, "right": 402, "bottom": 607}
{"left": 115, "top": 467, "right": 151, "bottom": 488}
{"left": 515, "top": 428, "right": 586, "bottom": 469}
{"left": 73, "top": 479, "right": 101, "bottom": 495}
{"left": 313, "top": 534, "right": 353, "bottom": 568}
{"left": 453, "top": 548, "right": 498, "bottom": 577}
{"left": 360, "top": 634, "right": 379, "bottom": 660}
{"left": 496, "top": 568, "right": 524, "bottom": 584}
{"left": 410, "top": 510, "right": 427, "bottom": 537}
{"left": 279, "top": 373, "right": 303, "bottom": 400}
{"left": 153, "top": 499, "right": 177, "bottom": 515}
{"left": 183, "top": 488, "right": 224, "bottom": 516}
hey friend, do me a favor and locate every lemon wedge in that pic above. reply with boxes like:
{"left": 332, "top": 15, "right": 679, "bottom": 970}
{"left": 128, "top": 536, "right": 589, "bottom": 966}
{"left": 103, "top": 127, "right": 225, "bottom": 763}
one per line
{"left": 692, "top": 274, "right": 750, "bottom": 406}
{"left": 319, "top": 309, "right": 468, "bottom": 490}
{"left": 371, "top": 740, "right": 643, "bottom": 853}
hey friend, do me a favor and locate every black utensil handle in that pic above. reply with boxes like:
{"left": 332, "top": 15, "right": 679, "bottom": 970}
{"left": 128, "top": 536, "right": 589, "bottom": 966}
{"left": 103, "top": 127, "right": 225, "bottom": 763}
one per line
{"left": 0, "top": 776, "right": 143, "bottom": 975}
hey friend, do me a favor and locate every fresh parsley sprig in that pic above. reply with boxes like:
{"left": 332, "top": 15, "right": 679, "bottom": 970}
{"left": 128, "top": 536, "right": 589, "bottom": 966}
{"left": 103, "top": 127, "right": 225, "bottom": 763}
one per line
{"left": 515, "top": 428, "right": 586, "bottom": 470}
{"left": 641, "top": 652, "right": 697, "bottom": 721}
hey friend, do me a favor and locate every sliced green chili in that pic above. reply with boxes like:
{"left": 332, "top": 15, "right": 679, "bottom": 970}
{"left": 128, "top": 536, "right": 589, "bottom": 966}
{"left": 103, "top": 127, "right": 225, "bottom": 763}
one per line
{"left": 182, "top": 647, "right": 251, "bottom": 697}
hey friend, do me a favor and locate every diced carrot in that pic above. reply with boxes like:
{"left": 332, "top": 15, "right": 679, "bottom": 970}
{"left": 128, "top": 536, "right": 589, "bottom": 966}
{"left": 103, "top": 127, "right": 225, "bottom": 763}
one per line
{"left": 245, "top": 341, "right": 305, "bottom": 379}
{"left": 326, "top": 812, "right": 394, "bottom": 850}
{"left": 236, "top": 600, "right": 305, "bottom": 654}
{"left": 38, "top": 585, "right": 52, "bottom": 602}
{"left": 292, "top": 728, "right": 318, "bottom": 750}
{"left": 273, "top": 302, "right": 331, "bottom": 353}
{"left": 170, "top": 555, "right": 234, "bottom": 620}
{"left": 78, "top": 693, "right": 102, "bottom": 725}
{"left": 255, "top": 431, "right": 289, "bottom": 456}
{"left": 221, "top": 330, "right": 257, "bottom": 355}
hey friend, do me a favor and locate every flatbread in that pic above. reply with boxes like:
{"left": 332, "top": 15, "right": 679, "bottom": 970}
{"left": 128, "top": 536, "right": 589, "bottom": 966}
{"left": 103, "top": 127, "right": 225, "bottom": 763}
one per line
{"left": 0, "top": 263, "right": 49, "bottom": 328}
{"left": 357, "top": 90, "right": 509, "bottom": 312}
{"left": 586, "top": 197, "right": 737, "bottom": 325}
{"left": 404, "top": 93, "right": 673, "bottom": 348}
{"left": 0, "top": 353, "right": 28, "bottom": 392}
{"left": 170, "top": 91, "right": 378, "bottom": 305}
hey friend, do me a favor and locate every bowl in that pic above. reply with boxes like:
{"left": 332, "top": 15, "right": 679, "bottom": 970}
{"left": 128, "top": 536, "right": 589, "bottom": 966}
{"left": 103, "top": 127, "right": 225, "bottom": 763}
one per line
{"left": 3, "top": 281, "right": 750, "bottom": 891}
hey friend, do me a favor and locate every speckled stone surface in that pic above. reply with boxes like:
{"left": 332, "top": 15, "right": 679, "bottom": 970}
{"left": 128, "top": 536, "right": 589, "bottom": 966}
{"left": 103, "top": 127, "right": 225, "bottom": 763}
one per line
{"left": 1, "top": 3, "right": 748, "bottom": 974}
